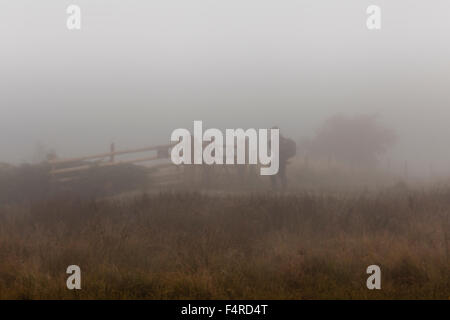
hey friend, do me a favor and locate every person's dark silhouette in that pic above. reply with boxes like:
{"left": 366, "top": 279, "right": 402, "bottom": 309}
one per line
{"left": 270, "top": 127, "right": 296, "bottom": 191}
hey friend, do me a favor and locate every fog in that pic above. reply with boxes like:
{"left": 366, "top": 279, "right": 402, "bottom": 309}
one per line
{"left": 1, "top": 0, "right": 449, "bottom": 176}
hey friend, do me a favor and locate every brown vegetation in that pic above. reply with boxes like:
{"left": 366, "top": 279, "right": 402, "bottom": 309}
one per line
{"left": 0, "top": 188, "right": 448, "bottom": 299}
{"left": 0, "top": 163, "right": 149, "bottom": 205}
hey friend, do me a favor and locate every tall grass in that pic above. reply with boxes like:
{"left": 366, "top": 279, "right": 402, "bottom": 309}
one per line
{"left": 0, "top": 188, "right": 448, "bottom": 299}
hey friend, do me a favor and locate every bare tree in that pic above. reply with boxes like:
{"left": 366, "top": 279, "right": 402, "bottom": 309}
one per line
{"left": 308, "top": 114, "right": 396, "bottom": 168}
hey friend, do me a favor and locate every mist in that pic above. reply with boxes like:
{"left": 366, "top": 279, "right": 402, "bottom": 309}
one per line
{"left": 1, "top": 0, "right": 450, "bottom": 176}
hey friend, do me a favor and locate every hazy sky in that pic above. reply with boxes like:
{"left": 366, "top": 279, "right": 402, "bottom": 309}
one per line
{"left": 1, "top": 0, "right": 449, "bottom": 173}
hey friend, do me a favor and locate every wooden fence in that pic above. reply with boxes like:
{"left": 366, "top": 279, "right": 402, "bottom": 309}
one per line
{"left": 48, "top": 142, "right": 175, "bottom": 176}
{"left": 47, "top": 142, "right": 259, "bottom": 187}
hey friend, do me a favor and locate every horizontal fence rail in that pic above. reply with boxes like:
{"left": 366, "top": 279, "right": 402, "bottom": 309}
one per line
{"left": 47, "top": 141, "right": 252, "bottom": 192}
{"left": 49, "top": 142, "right": 176, "bottom": 175}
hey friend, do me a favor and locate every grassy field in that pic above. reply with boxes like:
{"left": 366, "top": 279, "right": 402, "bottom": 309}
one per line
{"left": 0, "top": 188, "right": 448, "bottom": 299}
